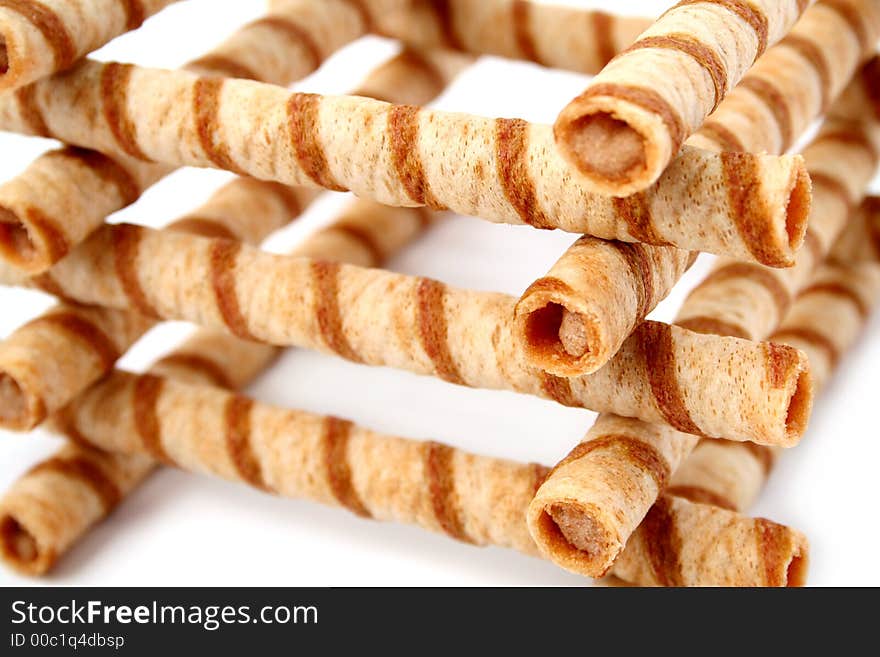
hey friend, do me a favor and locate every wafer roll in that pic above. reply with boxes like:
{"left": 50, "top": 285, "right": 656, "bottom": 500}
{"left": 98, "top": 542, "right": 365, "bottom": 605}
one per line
{"left": 0, "top": 0, "right": 372, "bottom": 274}
{"left": 40, "top": 368, "right": 807, "bottom": 586}
{"left": 553, "top": 0, "right": 815, "bottom": 196}
{"left": 0, "top": 0, "right": 180, "bottom": 91}
{"left": 0, "top": 45, "right": 472, "bottom": 431}
{"left": 328, "top": 0, "right": 652, "bottom": 74}
{"left": 0, "top": 222, "right": 813, "bottom": 445}
{"left": 829, "top": 197, "right": 880, "bottom": 265}
{"left": 515, "top": 241, "right": 697, "bottom": 377}
{"left": 0, "top": 60, "right": 811, "bottom": 264}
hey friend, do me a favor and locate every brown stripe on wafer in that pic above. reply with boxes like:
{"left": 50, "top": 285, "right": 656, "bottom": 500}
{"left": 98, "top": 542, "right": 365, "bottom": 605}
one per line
{"left": 14, "top": 85, "right": 50, "bottom": 137}
{"left": 721, "top": 152, "right": 795, "bottom": 268}
{"left": 326, "top": 222, "right": 383, "bottom": 266}
{"left": 168, "top": 217, "right": 238, "bottom": 241}
{"left": 577, "top": 83, "right": 686, "bottom": 157}
{"left": 590, "top": 11, "right": 618, "bottom": 68}
{"left": 637, "top": 322, "right": 704, "bottom": 435}
{"left": 809, "top": 171, "right": 854, "bottom": 211}
{"left": 511, "top": 0, "right": 542, "bottom": 64}
{"left": 386, "top": 49, "right": 445, "bottom": 100}
{"left": 209, "top": 239, "right": 257, "bottom": 341}
{"left": 101, "top": 63, "right": 152, "bottom": 161}
{"left": 861, "top": 58, "right": 880, "bottom": 121}
{"left": 133, "top": 374, "right": 172, "bottom": 464}
{"left": 249, "top": 16, "right": 321, "bottom": 72}
{"left": 665, "top": 485, "right": 737, "bottom": 511}
{"left": 35, "top": 311, "right": 120, "bottom": 371}
{"left": 672, "top": 0, "right": 769, "bottom": 60}
{"left": 742, "top": 441, "right": 775, "bottom": 475}
{"left": 193, "top": 78, "right": 246, "bottom": 175}
{"left": 388, "top": 105, "right": 446, "bottom": 210}
{"left": 0, "top": 206, "right": 67, "bottom": 262}
{"left": 0, "top": 0, "right": 76, "bottom": 68}
{"left": 612, "top": 193, "right": 670, "bottom": 245}
{"left": 530, "top": 463, "right": 551, "bottom": 494}
{"left": 738, "top": 77, "right": 793, "bottom": 150}
{"left": 28, "top": 456, "right": 121, "bottom": 512}
{"left": 322, "top": 416, "right": 372, "bottom": 518}
{"left": 260, "top": 181, "right": 303, "bottom": 218}
{"left": 427, "top": 0, "right": 463, "bottom": 50}
{"left": 187, "top": 55, "right": 262, "bottom": 82}
{"left": 310, "top": 260, "right": 362, "bottom": 362}
{"left": 224, "top": 394, "right": 270, "bottom": 491}
{"left": 781, "top": 34, "right": 831, "bottom": 111}
{"left": 817, "top": 126, "right": 880, "bottom": 166}
{"left": 539, "top": 372, "right": 578, "bottom": 407}
{"left": 771, "top": 327, "right": 839, "bottom": 366}
{"left": 698, "top": 119, "right": 747, "bottom": 152}
{"left": 287, "top": 93, "right": 346, "bottom": 192}
{"left": 799, "top": 281, "right": 869, "bottom": 318}
{"left": 639, "top": 495, "right": 683, "bottom": 586}
{"left": 416, "top": 278, "right": 464, "bottom": 384}
{"left": 611, "top": 241, "right": 655, "bottom": 319}
{"left": 154, "top": 352, "right": 234, "bottom": 389}
{"left": 119, "top": 0, "right": 146, "bottom": 30}
{"left": 822, "top": 0, "right": 872, "bottom": 51}
{"left": 755, "top": 517, "right": 793, "bottom": 586}
{"left": 339, "top": 0, "right": 374, "bottom": 31}
{"left": 624, "top": 34, "right": 727, "bottom": 110}
{"left": 763, "top": 342, "right": 799, "bottom": 389}
{"left": 424, "top": 441, "right": 472, "bottom": 543}
{"left": 30, "top": 271, "right": 70, "bottom": 301}
{"left": 112, "top": 224, "right": 159, "bottom": 318}
{"left": 675, "top": 315, "right": 750, "bottom": 339}
{"left": 551, "top": 434, "right": 670, "bottom": 488}
{"left": 495, "top": 118, "right": 553, "bottom": 229}
{"left": 47, "top": 147, "right": 141, "bottom": 206}
{"left": 801, "top": 229, "right": 823, "bottom": 266}
{"left": 52, "top": 405, "right": 93, "bottom": 450}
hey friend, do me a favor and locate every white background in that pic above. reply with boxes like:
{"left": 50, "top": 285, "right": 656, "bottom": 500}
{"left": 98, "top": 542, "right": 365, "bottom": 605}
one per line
{"left": 0, "top": 0, "right": 877, "bottom": 587}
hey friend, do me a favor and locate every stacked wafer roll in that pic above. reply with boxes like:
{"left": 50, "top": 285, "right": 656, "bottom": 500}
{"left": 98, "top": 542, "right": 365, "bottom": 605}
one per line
{"left": 516, "top": 0, "right": 880, "bottom": 377}
{"left": 0, "top": 57, "right": 812, "bottom": 263}
{"left": 0, "top": 224, "right": 814, "bottom": 445}
{"left": 0, "top": 0, "right": 375, "bottom": 274}
{"left": 0, "top": 0, "right": 181, "bottom": 91}
{"left": 553, "top": 0, "right": 817, "bottom": 195}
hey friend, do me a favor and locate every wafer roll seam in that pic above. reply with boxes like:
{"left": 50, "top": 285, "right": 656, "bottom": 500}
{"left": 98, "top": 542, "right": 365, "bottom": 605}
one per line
{"left": 0, "top": 0, "right": 180, "bottom": 91}
{"left": 553, "top": 0, "right": 816, "bottom": 196}
{"left": 23, "top": 368, "right": 807, "bottom": 587}
{"left": 0, "top": 59, "right": 811, "bottom": 264}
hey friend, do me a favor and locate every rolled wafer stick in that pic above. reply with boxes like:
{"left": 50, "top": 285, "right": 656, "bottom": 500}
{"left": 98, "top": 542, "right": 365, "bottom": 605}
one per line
{"left": 29, "top": 367, "right": 806, "bottom": 586}
{"left": 0, "top": 0, "right": 180, "bottom": 91}
{"left": 0, "top": 221, "right": 814, "bottom": 445}
{"left": 514, "top": 0, "right": 880, "bottom": 377}
{"left": 553, "top": 0, "right": 815, "bottom": 196}
{"left": 0, "top": 59, "right": 811, "bottom": 264}
{"left": 668, "top": 251, "right": 880, "bottom": 515}
{"left": 0, "top": 46, "right": 473, "bottom": 432}
{"left": 0, "top": 0, "right": 373, "bottom": 274}
{"left": 312, "top": 0, "right": 652, "bottom": 74}
{"left": 527, "top": 140, "right": 878, "bottom": 575}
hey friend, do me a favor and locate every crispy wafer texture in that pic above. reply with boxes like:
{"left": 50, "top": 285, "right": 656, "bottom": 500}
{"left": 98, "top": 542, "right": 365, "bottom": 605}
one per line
{"left": 0, "top": 0, "right": 180, "bottom": 91}
{"left": 553, "top": 0, "right": 815, "bottom": 196}
{"left": 0, "top": 60, "right": 811, "bottom": 264}
{"left": 330, "top": 0, "right": 651, "bottom": 74}
{"left": 0, "top": 222, "right": 814, "bottom": 445}
{"left": 40, "top": 369, "right": 807, "bottom": 586}
{"left": 0, "top": 0, "right": 373, "bottom": 274}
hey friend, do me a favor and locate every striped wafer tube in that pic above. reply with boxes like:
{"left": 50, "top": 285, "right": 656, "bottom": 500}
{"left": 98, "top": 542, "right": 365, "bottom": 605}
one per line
{"left": 0, "top": 0, "right": 373, "bottom": 274}
{"left": 830, "top": 197, "right": 880, "bottom": 265}
{"left": 0, "top": 192, "right": 442, "bottom": 576}
{"left": 0, "top": 0, "right": 180, "bottom": 91}
{"left": 527, "top": 162, "right": 877, "bottom": 576}
{"left": 553, "top": 0, "right": 815, "bottom": 196}
{"left": 667, "top": 232, "right": 880, "bottom": 516}
{"left": 514, "top": 0, "right": 880, "bottom": 377}
{"left": 19, "top": 367, "right": 806, "bottom": 586}
{"left": 0, "top": 221, "right": 814, "bottom": 445}
{"left": 0, "top": 47, "right": 474, "bottom": 431}
{"left": 330, "top": 0, "right": 651, "bottom": 75}
{"left": 0, "top": 60, "right": 811, "bottom": 264}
